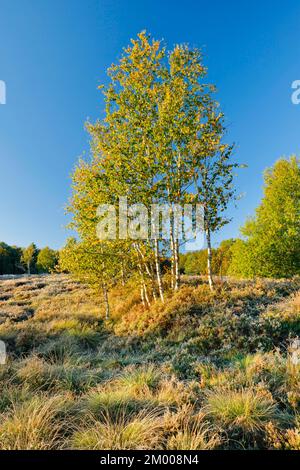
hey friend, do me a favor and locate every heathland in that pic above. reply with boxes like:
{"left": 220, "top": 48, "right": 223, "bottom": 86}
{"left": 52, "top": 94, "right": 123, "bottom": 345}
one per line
{"left": 0, "top": 274, "right": 299, "bottom": 450}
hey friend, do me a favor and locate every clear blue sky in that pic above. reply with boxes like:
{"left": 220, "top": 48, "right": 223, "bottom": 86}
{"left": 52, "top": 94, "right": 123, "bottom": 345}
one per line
{"left": 1, "top": 0, "right": 300, "bottom": 249}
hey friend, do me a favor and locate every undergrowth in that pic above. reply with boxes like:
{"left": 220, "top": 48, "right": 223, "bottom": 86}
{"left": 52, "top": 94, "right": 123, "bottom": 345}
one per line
{"left": 0, "top": 274, "right": 299, "bottom": 449}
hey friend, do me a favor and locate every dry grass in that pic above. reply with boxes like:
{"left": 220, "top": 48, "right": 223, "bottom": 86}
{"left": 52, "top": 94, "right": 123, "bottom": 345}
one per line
{"left": 0, "top": 274, "right": 299, "bottom": 449}
{"left": 0, "top": 395, "right": 69, "bottom": 450}
{"left": 206, "top": 388, "right": 280, "bottom": 434}
{"left": 71, "top": 409, "right": 164, "bottom": 450}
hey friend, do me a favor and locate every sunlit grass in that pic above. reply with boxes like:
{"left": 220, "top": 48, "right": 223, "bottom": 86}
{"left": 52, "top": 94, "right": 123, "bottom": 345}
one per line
{"left": 0, "top": 274, "right": 299, "bottom": 449}
{"left": 206, "top": 388, "right": 279, "bottom": 433}
{"left": 113, "top": 365, "right": 161, "bottom": 394}
{"left": 0, "top": 395, "right": 69, "bottom": 450}
{"left": 71, "top": 409, "right": 163, "bottom": 450}
{"left": 167, "top": 418, "right": 221, "bottom": 450}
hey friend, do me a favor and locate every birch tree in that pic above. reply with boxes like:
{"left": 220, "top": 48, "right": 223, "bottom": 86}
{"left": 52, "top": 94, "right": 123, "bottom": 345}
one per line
{"left": 191, "top": 111, "right": 238, "bottom": 290}
{"left": 65, "top": 31, "right": 238, "bottom": 306}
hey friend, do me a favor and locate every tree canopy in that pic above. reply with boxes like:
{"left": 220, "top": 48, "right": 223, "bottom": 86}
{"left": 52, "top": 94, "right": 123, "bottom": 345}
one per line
{"left": 63, "top": 31, "right": 237, "bottom": 312}
{"left": 37, "top": 247, "right": 58, "bottom": 273}
{"left": 229, "top": 156, "right": 300, "bottom": 278}
{"left": 0, "top": 242, "right": 57, "bottom": 275}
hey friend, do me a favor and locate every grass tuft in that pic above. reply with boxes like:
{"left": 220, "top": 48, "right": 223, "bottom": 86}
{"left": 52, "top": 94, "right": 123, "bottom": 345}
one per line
{"left": 71, "top": 409, "right": 163, "bottom": 450}
{"left": 0, "top": 395, "right": 69, "bottom": 450}
{"left": 206, "top": 388, "right": 279, "bottom": 433}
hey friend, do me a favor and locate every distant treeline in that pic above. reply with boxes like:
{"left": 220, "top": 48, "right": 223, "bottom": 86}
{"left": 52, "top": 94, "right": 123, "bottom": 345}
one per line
{"left": 181, "top": 157, "right": 300, "bottom": 279}
{"left": 0, "top": 242, "right": 58, "bottom": 275}
{"left": 180, "top": 239, "right": 235, "bottom": 277}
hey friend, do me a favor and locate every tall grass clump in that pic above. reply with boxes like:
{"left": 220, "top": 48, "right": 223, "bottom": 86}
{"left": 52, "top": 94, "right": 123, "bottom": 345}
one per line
{"left": 206, "top": 388, "right": 279, "bottom": 434}
{"left": 114, "top": 365, "right": 161, "bottom": 394}
{"left": 71, "top": 409, "right": 163, "bottom": 450}
{"left": 0, "top": 395, "right": 69, "bottom": 450}
{"left": 86, "top": 387, "right": 155, "bottom": 417}
{"left": 167, "top": 414, "right": 221, "bottom": 450}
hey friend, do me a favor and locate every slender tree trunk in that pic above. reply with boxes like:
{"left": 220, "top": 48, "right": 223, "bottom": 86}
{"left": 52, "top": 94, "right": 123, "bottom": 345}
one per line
{"left": 137, "top": 260, "right": 151, "bottom": 308}
{"left": 206, "top": 225, "right": 214, "bottom": 291}
{"left": 140, "top": 280, "right": 145, "bottom": 307}
{"left": 140, "top": 273, "right": 150, "bottom": 308}
{"left": 169, "top": 211, "right": 179, "bottom": 291}
{"left": 148, "top": 261, "right": 157, "bottom": 301}
{"left": 134, "top": 242, "right": 153, "bottom": 306}
{"left": 135, "top": 244, "right": 152, "bottom": 279}
{"left": 154, "top": 238, "right": 164, "bottom": 302}
{"left": 169, "top": 223, "right": 179, "bottom": 290}
{"left": 174, "top": 237, "right": 180, "bottom": 290}
{"left": 169, "top": 220, "right": 175, "bottom": 290}
{"left": 143, "top": 282, "right": 150, "bottom": 308}
{"left": 169, "top": 204, "right": 180, "bottom": 291}
{"left": 167, "top": 186, "right": 176, "bottom": 291}
{"left": 174, "top": 152, "right": 182, "bottom": 291}
{"left": 152, "top": 287, "right": 157, "bottom": 301}
{"left": 27, "top": 261, "right": 30, "bottom": 275}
